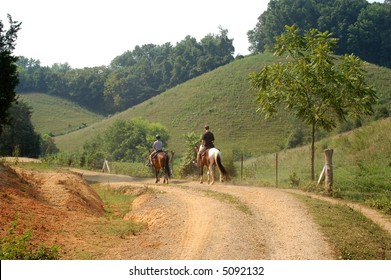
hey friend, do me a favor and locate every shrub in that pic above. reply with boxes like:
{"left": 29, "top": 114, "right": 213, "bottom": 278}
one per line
{"left": 0, "top": 218, "right": 59, "bottom": 260}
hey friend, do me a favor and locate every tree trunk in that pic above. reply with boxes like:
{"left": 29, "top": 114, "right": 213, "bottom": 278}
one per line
{"left": 311, "top": 123, "right": 315, "bottom": 181}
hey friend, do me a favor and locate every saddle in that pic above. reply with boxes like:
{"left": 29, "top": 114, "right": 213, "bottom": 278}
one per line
{"left": 201, "top": 149, "right": 210, "bottom": 157}
{"left": 152, "top": 150, "right": 163, "bottom": 159}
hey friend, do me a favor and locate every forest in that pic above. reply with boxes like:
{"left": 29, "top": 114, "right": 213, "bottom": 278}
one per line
{"left": 248, "top": 0, "right": 391, "bottom": 68}
{"left": 16, "top": 28, "right": 235, "bottom": 114}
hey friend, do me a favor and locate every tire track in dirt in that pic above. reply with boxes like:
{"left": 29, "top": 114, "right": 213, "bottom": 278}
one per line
{"left": 211, "top": 185, "right": 335, "bottom": 259}
{"left": 152, "top": 185, "right": 266, "bottom": 260}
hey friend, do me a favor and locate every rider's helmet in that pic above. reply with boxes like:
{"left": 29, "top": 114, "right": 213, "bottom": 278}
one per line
{"left": 155, "top": 134, "right": 161, "bottom": 139}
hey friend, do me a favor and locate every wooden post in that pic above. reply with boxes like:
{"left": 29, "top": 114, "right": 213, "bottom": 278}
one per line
{"left": 240, "top": 154, "right": 243, "bottom": 182}
{"left": 275, "top": 152, "right": 279, "bottom": 187}
{"left": 324, "top": 149, "right": 333, "bottom": 194}
{"left": 102, "top": 160, "right": 110, "bottom": 173}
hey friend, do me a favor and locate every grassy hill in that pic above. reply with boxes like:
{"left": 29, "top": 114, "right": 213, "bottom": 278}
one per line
{"left": 240, "top": 116, "right": 391, "bottom": 208}
{"left": 49, "top": 53, "right": 390, "bottom": 158}
{"left": 54, "top": 53, "right": 290, "bottom": 156}
{"left": 19, "top": 93, "right": 104, "bottom": 136}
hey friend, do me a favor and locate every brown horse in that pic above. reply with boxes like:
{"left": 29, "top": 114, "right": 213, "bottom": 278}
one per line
{"left": 150, "top": 151, "right": 171, "bottom": 183}
{"left": 195, "top": 145, "right": 227, "bottom": 184}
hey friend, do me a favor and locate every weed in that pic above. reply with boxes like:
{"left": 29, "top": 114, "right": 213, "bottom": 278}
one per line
{"left": 0, "top": 216, "right": 59, "bottom": 260}
{"left": 296, "top": 195, "right": 391, "bottom": 259}
{"left": 289, "top": 172, "right": 300, "bottom": 188}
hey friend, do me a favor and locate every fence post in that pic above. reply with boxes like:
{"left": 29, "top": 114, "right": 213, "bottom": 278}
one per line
{"left": 324, "top": 149, "right": 333, "bottom": 194}
{"left": 240, "top": 154, "right": 243, "bottom": 182}
{"left": 275, "top": 152, "right": 279, "bottom": 187}
{"left": 102, "top": 159, "right": 111, "bottom": 173}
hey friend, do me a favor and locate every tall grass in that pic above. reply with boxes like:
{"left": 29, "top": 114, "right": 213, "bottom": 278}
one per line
{"left": 20, "top": 92, "right": 103, "bottom": 136}
{"left": 239, "top": 118, "right": 391, "bottom": 213}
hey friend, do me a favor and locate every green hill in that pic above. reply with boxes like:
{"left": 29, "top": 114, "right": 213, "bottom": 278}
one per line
{"left": 54, "top": 53, "right": 289, "bottom": 156}
{"left": 19, "top": 93, "right": 104, "bottom": 136}
{"left": 53, "top": 53, "right": 391, "bottom": 157}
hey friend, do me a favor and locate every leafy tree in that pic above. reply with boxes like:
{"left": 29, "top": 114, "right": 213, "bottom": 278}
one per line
{"left": 248, "top": 0, "right": 320, "bottom": 53}
{"left": 248, "top": 0, "right": 391, "bottom": 67}
{"left": 199, "top": 26, "right": 235, "bottom": 72}
{"left": 40, "top": 134, "right": 59, "bottom": 156}
{"left": 178, "top": 132, "right": 200, "bottom": 178}
{"left": 0, "top": 14, "right": 22, "bottom": 136}
{"left": 316, "top": 0, "right": 368, "bottom": 54}
{"left": 250, "top": 25, "right": 377, "bottom": 180}
{"left": 83, "top": 118, "right": 169, "bottom": 164}
{"left": 0, "top": 101, "right": 41, "bottom": 157}
{"left": 347, "top": 2, "right": 391, "bottom": 68}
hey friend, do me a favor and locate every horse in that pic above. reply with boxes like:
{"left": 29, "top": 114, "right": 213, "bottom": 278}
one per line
{"left": 195, "top": 145, "right": 227, "bottom": 185}
{"left": 150, "top": 151, "right": 171, "bottom": 184}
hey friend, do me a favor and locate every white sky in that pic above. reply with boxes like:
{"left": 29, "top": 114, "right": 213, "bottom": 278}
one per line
{"left": 2, "top": 0, "right": 269, "bottom": 69}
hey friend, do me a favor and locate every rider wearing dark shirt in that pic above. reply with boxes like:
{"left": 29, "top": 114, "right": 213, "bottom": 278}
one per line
{"left": 202, "top": 130, "right": 215, "bottom": 148}
{"left": 197, "top": 125, "right": 215, "bottom": 166}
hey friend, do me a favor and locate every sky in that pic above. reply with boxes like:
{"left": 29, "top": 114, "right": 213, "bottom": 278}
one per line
{"left": 2, "top": 0, "right": 270, "bottom": 69}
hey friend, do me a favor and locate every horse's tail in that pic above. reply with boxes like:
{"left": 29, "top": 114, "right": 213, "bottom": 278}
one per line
{"left": 164, "top": 153, "right": 171, "bottom": 178}
{"left": 216, "top": 152, "right": 227, "bottom": 177}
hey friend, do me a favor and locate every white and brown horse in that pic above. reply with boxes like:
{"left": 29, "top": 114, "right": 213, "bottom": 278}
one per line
{"left": 195, "top": 145, "right": 227, "bottom": 184}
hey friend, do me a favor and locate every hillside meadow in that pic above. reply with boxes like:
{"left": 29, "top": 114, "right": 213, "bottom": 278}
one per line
{"left": 20, "top": 93, "right": 104, "bottom": 136}
{"left": 239, "top": 117, "right": 391, "bottom": 211}
{"left": 53, "top": 53, "right": 293, "bottom": 156}
{"left": 52, "top": 53, "right": 391, "bottom": 159}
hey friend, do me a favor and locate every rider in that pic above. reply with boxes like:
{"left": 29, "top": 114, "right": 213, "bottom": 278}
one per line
{"left": 197, "top": 125, "right": 215, "bottom": 167}
{"left": 148, "top": 134, "right": 163, "bottom": 166}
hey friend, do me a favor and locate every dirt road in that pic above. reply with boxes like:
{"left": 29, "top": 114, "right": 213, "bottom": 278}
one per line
{"left": 3, "top": 161, "right": 391, "bottom": 260}
{"left": 74, "top": 169, "right": 335, "bottom": 260}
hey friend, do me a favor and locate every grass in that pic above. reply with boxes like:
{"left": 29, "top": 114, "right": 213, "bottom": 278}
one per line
{"left": 296, "top": 194, "right": 391, "bottom": 259}
{"left": 238, "top": 117, "right": 391, "bottom": 213}
{"left": 69, "top": 184, "right": 150, "bottom": 259}
{"left": 203, "top": 189, "right": 252, "bottom": 215}
{"left": 173, "top": 183, "right": 252, "bottom": 215}
{"left": 93, "top": 184, "right": 149, "bottom": 220}
{"left": 20, "top": 92, "right": 103, "bottom": 136}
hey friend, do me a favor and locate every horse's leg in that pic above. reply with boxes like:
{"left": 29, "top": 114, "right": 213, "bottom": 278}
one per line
{"left": 199, "top": 166, "right": 203, "bottom": 184}
{"left": 155, "top": 169, "right": 160, "bottom": 183}
{"left": 209, "top": 165, "right": 215, "bottom": 185}
{"left": 163, "top": 170, "right": 168, "bottom": 184}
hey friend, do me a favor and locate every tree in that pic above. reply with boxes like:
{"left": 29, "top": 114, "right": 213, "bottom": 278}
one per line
{"left": 0, "top": 101, "right": 41, "bottom": 157}
{"left": 250, "top": 25, "right": 377, "bottom": 181}
{"left": 248, "top": 0, "right": 320, "bottom": 53}
{"left": 347, "top": 2, "right": 391, "bottom": 68}
{"left": 81, "top": 119, "right": 169, "bottom": 168}
{"left": 0, "top": 14, "right": 22, "bottom": 136}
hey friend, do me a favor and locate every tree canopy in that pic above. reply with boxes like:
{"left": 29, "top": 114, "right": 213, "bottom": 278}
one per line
{"left": 250, "top": 25, "right": 377, "bottom": 180}
{"left": 248, "top": 0, "right": 391, "bottom": 68}
{"left": 0, "top": 101, "right": 41, "bottom": 157}
{"left": 82, "top": 118, "right": 169, "bottom": 167}
{"left": 0, "top": 14, "right": 22, "bottom": 135}
{"left": 16, "top": 27, "right": 235, "bottom": 115}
